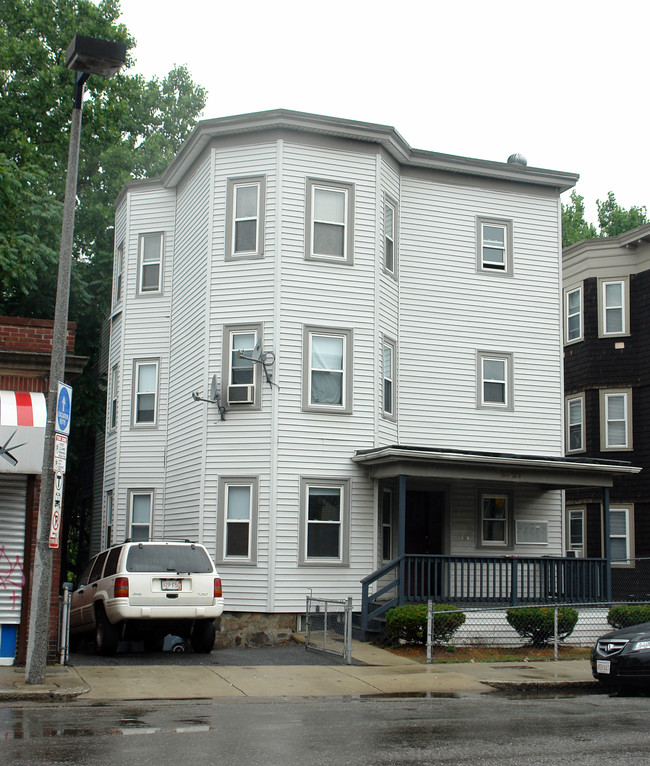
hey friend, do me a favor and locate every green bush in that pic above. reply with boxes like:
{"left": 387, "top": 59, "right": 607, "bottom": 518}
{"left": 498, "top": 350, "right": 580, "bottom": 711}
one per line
{"left": 607, "top": 604, "right": 650, "bottom": 630}
{"left": 385, "top": 603, "right": 466, "bottom": 645}
{"left": 506, "top": 606, "right": 579, "bottom": 647}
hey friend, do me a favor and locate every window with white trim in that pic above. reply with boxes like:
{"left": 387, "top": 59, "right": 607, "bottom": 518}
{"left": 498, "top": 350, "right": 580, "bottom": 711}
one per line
{"left": 300, "top": 479, "right": 349, "bottom": 564}
{"left": 478, "top": 351, "right": 513, "bottom": 409}
{"left": 599, "top": 278, "right": 628, "bottom": 336}
{"left": 479, "top": 492, "right": 510, "bottom": 546}
{"left": 382, "top": 488, "right": 393, "bottom": 561}
{"left": 600, "top": 389, "right": 632, "bottom": 450}
{"left": 128, "top": 490, "right": 152, "bottom": 541}
{"left": 382, "top": 339, "right": 396, "bottom": 418}
{"left": 105, "top": 490, "right": 113, "bottom": 549}
{"left": 109, "top": 364, "right": 119, "bottom": 430}
{"left": 114, "top": 242, "right": 124, "bottom": 305}
{"left": 138, "top": 233, "right": 163, "bottom": 293}
{"left": 226, "top": 177, "right": 265, "bottom": 259}
{"left": 384, "top": 200, "right": 396, "bottom": 275}
{"left": 610, "top": 507, "right": 632, "bottom": 565}
{"left": 568, "top": 508, "right": 584, "bottom": 555}
{"left": 306, "top": 179, "right": 354, "bottom": 263}
{"left": 133, "top": 360, "right": 158, "bottom": 425}
{"left": 566, "top": 394, "right": 585, "bottom": 453}
{"left": 303, "top": 326, "right": 353, "bottom": 413}
{"left": 477, "top": 218, "right": 512, "bottom": 274}
{"left": 565, "top": 286, "right": 582, "bottom": 343}
{"left": 223, "top": 324, "right": 262, "bottom": 408}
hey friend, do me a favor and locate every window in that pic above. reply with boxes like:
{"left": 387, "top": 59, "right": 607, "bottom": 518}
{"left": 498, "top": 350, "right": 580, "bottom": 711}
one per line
{"left": 382, "top": 338, "right": 396, "bottom": 418}
{"left": 600, "top": 389, "right": 632, "bottom": 450}
{"left": 305, "top": 179, "right": 354, "bottom": 264}
{"left": 303, "top": 326, "right": 353, "bottom": 413}
{"left": 133, "top": 360, "right": 159, "bottom": 425}
{"left": 225, "top": 176, "right": 265, "bottom": 259}
{"left": 384, "top": 199, "right": 397, "bottom": 275}
{"left": 299, "top": 478, "right": 350, "bottom": 565}
{"left": 223, "top": 324, "right": 262, "bottom": 407}
{"left": 478, "top": 351, "right": 513, "bottom": 409}
{"left": 109, "top": 364, "right": 119, "bottom": 430}
{"left": 382, "top": 488, "right": 393, "bottom": 561}
{"left": 566, "top": 394, "right": 585, "bottom": 453}
{"left": 114, "top": 242, "right": 124, "bottom": 305}
{"left": 217, "top": 478, "right": 258, "bottom": 564}
{"left": 479, "top": 493, "right": 510, "bottom": 546}
{"left": 568, "top": 508, "right": 584, "bottom": 555}
{"left": 609, "top": 507, "right": 632, "bottom": 565}
{"left": 138, "top": 233, "right": 163, "bottom": 293}
{"left": 565, "top": 286, "right": 582, "bottom": 343}
{"left": 128, "top": 491, "right": 152, "bottom": 541}
{"left": 599, "top": 278, "right": 629, "bottom": 336}
{"left": 105, "top": 490, "right": 114, "bottom": 549}
{"left": 477, "top": 218, "right": 512, "bottom": 274}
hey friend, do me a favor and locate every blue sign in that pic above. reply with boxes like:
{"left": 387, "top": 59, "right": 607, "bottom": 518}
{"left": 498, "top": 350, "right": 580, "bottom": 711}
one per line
{"left": 56, "top": 383, "right": 73, "bottom": 436}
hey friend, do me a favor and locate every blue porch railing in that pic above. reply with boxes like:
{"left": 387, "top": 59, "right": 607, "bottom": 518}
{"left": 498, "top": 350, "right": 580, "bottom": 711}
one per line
{"left": 360, "top": 554, "right": 608, "bottom": 635}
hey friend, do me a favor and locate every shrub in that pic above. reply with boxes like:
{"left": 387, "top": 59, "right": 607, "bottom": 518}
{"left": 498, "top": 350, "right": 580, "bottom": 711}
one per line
{"left": 385, "top": 603, "right": 466, "bottom": 645}
{"left": 506, "top": 606, "right": 579, "bottom": 647}
{"left": 607, "top": 604, "right": 650, "bottom": 630}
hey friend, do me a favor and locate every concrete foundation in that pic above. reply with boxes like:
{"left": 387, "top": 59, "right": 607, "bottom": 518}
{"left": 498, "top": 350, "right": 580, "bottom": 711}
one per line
{"left": 214, "top": 612, "right": 298, "bottom": 649}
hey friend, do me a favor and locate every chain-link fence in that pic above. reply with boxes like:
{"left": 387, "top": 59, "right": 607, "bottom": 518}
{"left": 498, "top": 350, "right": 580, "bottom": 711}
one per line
{"left": 305, "top": 596, "right": 353, "bottom": 664}
{"left": 611, "top": 557, "right": 650, "bottom": 602}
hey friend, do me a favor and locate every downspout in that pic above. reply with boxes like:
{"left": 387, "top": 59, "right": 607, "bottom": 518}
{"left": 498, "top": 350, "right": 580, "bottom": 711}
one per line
{"left": 603, "top": 486, "right": 612, "bottom": 601}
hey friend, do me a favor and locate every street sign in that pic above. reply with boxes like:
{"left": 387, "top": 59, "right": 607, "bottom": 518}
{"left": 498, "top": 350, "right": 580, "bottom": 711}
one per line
{"left": 54, "top": 433, "right": 68, "bottom": 473}
{"left": 56, "top": 382, "right": 73, "bottom": 436}
{"left": 49, "top": 470, "right": 64, "bottom": 548}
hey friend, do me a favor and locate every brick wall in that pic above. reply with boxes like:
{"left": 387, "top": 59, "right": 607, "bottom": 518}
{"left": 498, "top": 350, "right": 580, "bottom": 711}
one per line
{"left": 0, "top": 316, "right": 77, "bottom": 354}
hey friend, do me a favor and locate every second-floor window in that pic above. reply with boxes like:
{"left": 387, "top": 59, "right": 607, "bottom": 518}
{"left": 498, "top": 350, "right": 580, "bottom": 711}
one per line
{"left": 224, "top": 325, "right": 262, "bottom": 407}
{"left": 382, "top": 339, "right": 396, "bottom": 418}
{"left": 566, "top": 394, "right": 584, "bottom": 453}
{"left": 129, "top": 490, "right": 152, "bottom": 541}
{"left": 114, "top": 242, "right": 124, "bottom": 305}
{"left": 133, "top": 360, "right": 158, "bottom": 425}
{"left": 600, "top": 278, "right": 628, "bottom": 336}
{"left": 565, "top": 286, "right": 582, "bottom": 343}
{"left": 109, "top": 364, "right": 119, "bottom": 430}
{"left": 303, "top": 327, "right": 353, "bottom": 413}
{"left": 601, "top": 389, "right": 632, "bottom": 450}
{"left": 478, "top": 352, "right": 512, "bottom": 409}
{"left": 138, "top": 233, "right": 163, "bottom": 293}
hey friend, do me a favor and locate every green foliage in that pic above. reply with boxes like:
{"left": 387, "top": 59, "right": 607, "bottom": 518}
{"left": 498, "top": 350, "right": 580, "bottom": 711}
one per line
{"left": 561, "top": 191, "right": 598, "bottom": 248}
{"left": 385, "top": 603, "right": 466, "bottom": 645}
{"left": 607, "top": 604, "right": 650, "bottom": 630}
{"left": 562, "top": 190, "right": 648, "bottom": 247}
{"left": 506, "top": 606, "right": 579, "bottom": 646}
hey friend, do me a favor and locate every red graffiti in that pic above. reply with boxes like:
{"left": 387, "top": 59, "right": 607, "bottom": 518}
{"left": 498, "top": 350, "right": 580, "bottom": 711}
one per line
{"left": 0, "top": 544, "right": 25, "bottom": 609}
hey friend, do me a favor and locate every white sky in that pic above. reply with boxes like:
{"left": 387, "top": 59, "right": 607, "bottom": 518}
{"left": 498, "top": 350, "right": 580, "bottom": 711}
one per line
{"left": 116, "top": 0, "right": 650, "bottom": 222}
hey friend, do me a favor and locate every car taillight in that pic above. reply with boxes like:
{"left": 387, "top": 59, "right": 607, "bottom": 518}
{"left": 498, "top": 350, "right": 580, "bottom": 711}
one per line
{"left": 114, "top": 577, "right": 129, "bottom": 598}
{"left": 214, "top": 578, "right": 223, "bottom": 598}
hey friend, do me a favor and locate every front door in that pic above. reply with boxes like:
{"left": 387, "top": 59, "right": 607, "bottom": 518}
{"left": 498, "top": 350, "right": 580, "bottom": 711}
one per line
{"left": 404, "top": 490, "right": 445, "bottom": 598}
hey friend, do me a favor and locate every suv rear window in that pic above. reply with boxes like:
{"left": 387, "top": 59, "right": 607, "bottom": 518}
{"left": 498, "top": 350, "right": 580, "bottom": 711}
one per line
{"left": 125, "top": 544, "right": 214, "bottom": 574}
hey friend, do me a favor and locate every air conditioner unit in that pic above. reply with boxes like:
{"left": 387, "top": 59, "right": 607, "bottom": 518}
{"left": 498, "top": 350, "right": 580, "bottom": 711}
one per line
{"left": 565, "top": 549, "right": 584, "bottom": 558}
{"left": 228, "top": 384, "right": 254, "bottom": 404}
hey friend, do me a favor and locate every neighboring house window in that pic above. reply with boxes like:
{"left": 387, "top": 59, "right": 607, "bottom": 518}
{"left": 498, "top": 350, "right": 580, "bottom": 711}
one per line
{"left": 382, "top": 339, "right": 396, "bottom": 418}
{"left": 565, "top": 286, "right": 582, "bottom": 343}
{"left": 477, "top": 218, "right": 512, "bottom": 274}
{"left": 305, "top": 179, "right": 354, "bottom": 264}
{"left": 600, "top": 389, "right": 632, "bottom": 451}
{"left": 566, "top": 394, "right": 585, "bottom": 453}
{"left": 478, "top": 351, "right": 513, "bottom": 409}
{"left": 217, "top": 478, "right": 259, "bottom": 564}
{"left": 138, "top": 233, "right": 163, "bottom": 293}
{"left": 609, "top": 507, "right": 632, "bottom": 565}
{"left": 114, "top": 242, "right": 124, "bottom": 305}
{"left": 128, "top": 490, "right": 152, "bottom": 541}
{"left": 133, "top": 360, "right": 159, "bottom": 425}
{"left": 302, "top": 326, "right": 353, "bottom": 413}
{"left": 479, "top": 492, "right": 510, "bottom": 546}
{"left": 568, "top": 508, "right": 584, "bottom": 556}
{"left": 109, "top": 364, "right": 119, "bottom": 430}
{"left": 299, "top": 478, "right": 350, "bottom": 565}
{"left": 105, "top": 490, "right": 113, "bottom": 549}
{"left": 225, "top": 176, "right": 265, "bottom": 259}
{"left": 223, "top": 323, "right": 262, "bottom": 407}
{"left": 599, "top": 278, "right": 629, "bottom": 336}
{"left": 382, "top": 488, "right": 393, "bottom": 561}
{"left": 384, "top": 199, "right": 396, "bottom": 275}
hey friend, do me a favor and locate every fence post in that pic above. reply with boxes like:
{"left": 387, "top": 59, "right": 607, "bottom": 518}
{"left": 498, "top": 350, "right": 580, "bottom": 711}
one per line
{"left": 426, "top": 599, "right": 433, "bottom": 664}
{"left": 323, "top": 599, "right": 329, "bottom": 653}
{"left": 553, "top": 605, "right": 559, "bottom": 661}
{"left": 344, "top": 596, "right": 353, "bottom": 665}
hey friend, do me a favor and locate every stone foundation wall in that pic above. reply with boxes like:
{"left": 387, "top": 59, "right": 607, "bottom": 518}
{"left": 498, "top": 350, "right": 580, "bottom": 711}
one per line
{"left": 213, "top": 612, "right": 298, "bottom": 649}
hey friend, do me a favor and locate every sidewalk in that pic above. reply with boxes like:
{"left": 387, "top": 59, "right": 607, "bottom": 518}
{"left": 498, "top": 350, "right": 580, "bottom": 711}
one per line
{"left": 0, "top": 639, "right": 598, "bottom": 702}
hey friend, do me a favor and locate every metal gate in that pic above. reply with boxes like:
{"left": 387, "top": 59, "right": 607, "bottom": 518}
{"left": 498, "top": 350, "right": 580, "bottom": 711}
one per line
{"left": 305, "top": 596, "right": 353, "bottom": 664}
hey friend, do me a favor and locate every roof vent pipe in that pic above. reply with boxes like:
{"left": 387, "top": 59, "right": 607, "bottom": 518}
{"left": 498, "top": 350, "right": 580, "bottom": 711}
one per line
{"left": 507, "top": 153, "right": 528, "bottom": 166}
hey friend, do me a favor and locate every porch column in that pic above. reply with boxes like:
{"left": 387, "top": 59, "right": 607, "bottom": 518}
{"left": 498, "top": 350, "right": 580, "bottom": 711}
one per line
{"left": 603, "top": 486, "right": 612, "bottom": 601}
{"left": 398, "top": 475, "right": 406, "bottom": 606}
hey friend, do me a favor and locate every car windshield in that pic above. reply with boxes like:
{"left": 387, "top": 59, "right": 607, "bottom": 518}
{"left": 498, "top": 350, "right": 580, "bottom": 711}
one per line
{"left": 126, "top": 544, "right": 213, "bottom": 573}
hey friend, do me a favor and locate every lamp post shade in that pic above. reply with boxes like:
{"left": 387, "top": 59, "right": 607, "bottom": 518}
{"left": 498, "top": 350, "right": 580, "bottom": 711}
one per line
{"left": 64, "top": 35, "right": 126, "bottom": 77}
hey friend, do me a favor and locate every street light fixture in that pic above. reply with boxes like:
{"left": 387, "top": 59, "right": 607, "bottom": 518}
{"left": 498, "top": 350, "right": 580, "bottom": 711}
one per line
{"left": 25, "top": 35, "right": 126, "bottom": 685}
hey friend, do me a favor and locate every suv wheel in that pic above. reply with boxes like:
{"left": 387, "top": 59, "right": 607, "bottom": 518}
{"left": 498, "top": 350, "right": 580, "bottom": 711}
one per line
{"left": 95, "top": 607, "right": 119, "bottom": 656}
{"left": 190, "top": 620, "right": 216, "bottom": 653}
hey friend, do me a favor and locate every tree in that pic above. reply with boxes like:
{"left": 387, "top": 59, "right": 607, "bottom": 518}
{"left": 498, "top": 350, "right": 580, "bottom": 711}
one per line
{"left": 561, "top": 191, "right": 597, "bottom": 248}
{"left": 0, "top": 0, "right": 207, "bottom": 578}
{"left": 562, "top": 190, "right": 648, "bottom": 247}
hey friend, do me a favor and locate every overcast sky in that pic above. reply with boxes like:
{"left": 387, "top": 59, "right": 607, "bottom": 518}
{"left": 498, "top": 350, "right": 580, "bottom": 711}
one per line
{"left": 116, "top": 0, "right": 649, "bottom": 222}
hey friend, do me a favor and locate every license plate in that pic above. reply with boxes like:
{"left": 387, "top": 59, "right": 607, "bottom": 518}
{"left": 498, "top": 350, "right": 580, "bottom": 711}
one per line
{"left": 161, "top": 579, "right": 182, "bottom": 591}
{"left": 597, "top": 660, "right": 611, "bottom": 675}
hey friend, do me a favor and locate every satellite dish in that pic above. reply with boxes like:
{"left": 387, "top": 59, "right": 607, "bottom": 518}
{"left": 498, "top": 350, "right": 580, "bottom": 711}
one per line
{"left": 210, "top": 375, "right": 218, "bottom": 401}
{"left": 252, "top": 341, "right": 262, "bottom": 360}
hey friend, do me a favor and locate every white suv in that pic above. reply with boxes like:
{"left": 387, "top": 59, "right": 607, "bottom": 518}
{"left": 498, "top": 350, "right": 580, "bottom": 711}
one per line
{"left": 69, "top": 541, "right": 224, "bottom": 655}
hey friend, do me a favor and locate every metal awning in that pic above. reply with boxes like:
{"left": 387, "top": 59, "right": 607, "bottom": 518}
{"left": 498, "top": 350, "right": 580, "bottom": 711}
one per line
{"left": 0, "top": 391, "right": 47, "bottom": 474}
{"left": 352, "top": 444, "right": 641, "bottom": 489}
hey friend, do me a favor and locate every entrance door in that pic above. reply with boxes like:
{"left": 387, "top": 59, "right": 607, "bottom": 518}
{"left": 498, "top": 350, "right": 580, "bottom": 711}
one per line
{"left": 404, "top": 490, "right": 445, "bottom": 598}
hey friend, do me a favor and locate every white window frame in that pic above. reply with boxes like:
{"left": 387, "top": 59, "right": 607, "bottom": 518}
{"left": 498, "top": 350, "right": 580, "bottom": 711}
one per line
{"left": 382, "top": 337, "right": 396, "bottom": 419}
{"left": 478, "top": 351, "right": 513, "bottom": 410}
{"left": 222, "top": 323, "right": 262, "bottom": 409}
{"left": 109, "top": 364, "right": 119, "bottom": 431}
{"left": 609, "top": 507, "right": 633, "bottom": 566}
{"left": 599, "top": 277, "right": 629, "bottom": 337}
{"left": 138, "top": 232, "right": 163, "bottom": 294}
{"left": 564, "top": 285, "right": 583, "bottom": 343}
{"left": 384, "top": 198, "right": 397, "bottom": 276}
{"left": 114, "top": 241, "right": 124, "bottom": 305}
{"left": 565, "top": 393, "right": 585, "bottom": 453}
{"left": 600, "top": 389, "right": 632, "bottom": 451}
{"left": 299, "top": 478, "right": 350, "bottom": 566}
{"left": 225, "top": 176, "right": 265, "bottom": 260}
{"left": 132, "top": 359, "right": 159, "bottom": 426}
{"left": 478, "top": 491, "right": 512, "bottom": 548}
{"left": 305, "top": 179, "right": 354, "bottom": 264}
{"left": 128, "top": 490, "right": 153, "bottom": 541}
{"left": 217, "top": 477, "right": 259, "bottom": 565}
{"left": 568, "top": 507, "right": 585, "bottom": 556}
{"left": 105, "top": 490, "right": 114, "bottom": 549}
{"left": 477, "top": 217, "right": 513, "bottom": 275}
{"left": 381, "top": 487, "right": 393, "bottom": 562}
{"left": 302, "top": 326, "right": 353, "bottom": 414}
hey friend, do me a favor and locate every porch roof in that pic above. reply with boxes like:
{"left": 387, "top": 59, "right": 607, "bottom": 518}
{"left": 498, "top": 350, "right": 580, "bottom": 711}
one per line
{"left": 351, "top": 444, "right": 641, "bottom": 488}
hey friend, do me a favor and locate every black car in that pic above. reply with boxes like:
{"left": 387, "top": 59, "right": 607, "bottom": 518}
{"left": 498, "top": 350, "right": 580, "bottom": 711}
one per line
{"left": 591, "top": 621, "right": 650, "bottom": 687}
